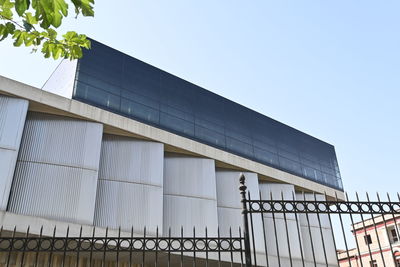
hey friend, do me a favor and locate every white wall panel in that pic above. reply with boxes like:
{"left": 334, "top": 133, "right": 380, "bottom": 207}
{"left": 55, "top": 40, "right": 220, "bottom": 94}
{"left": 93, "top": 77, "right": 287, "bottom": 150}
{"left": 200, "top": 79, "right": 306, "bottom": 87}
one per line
{"left": 215, "top": 170, "right": 264, "bottom": 254}
{"left": 9, "top": 162, "right": 98, "bottom": 224}
{"left": 98, "top": 135, "right": 163, "bottom": 186}
{"left": 164, "top": 157, "right": 216, "bottom": 199}
{"left": 163, "top": 156, "right": 218, "bottom": 236}
{"left": 259, "top": 183, "right": 304, "bottom": 267}
{"left": 216, "top": 171, "right": 259, "bottom": 209}
{"left": 164, "top": 195, "right": 218, "bottom": 236}
{"left": 42, "top": 59, "right": 77, "bottom": 99}
{"left": 18, "top": 113, "right": 102, "bottom": 170}
{"left": 94, "top": 180, "right": 163, "bottom": 233}
{"left": 8, "top": 112, "right": 103, "bottom": 224}
{"left": 0, "top": 95, "right": 28, "bottom": 210}
{"left": 94, "top": 135, "right": 164, "bottom": 234}
{"left": 296, "top": 192, "right": 338, "bottom": 266}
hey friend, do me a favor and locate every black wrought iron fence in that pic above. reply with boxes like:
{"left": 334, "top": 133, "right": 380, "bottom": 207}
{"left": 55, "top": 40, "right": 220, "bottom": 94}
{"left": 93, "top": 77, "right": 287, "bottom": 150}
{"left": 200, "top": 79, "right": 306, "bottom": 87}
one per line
{"left": 0, "top": 174, "right": 399, "bottom": 267}
{"left": 240, "top": 174, "right": 400, "bottom": 267}
{"left": 0, "top": 226, "right": 245, "bottom": 267}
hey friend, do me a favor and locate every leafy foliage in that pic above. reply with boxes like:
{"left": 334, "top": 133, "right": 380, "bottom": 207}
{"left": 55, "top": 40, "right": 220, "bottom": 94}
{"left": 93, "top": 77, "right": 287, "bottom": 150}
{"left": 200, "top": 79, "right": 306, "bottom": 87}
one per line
{"left": 0, "top": 0, "right": 93, "bottom": 59}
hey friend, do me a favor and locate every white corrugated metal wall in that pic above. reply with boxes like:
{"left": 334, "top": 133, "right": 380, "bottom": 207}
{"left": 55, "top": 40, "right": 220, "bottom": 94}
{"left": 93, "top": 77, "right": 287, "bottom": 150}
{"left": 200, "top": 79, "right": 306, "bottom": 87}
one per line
{"left": 259, "top": 183, "right": 304, "bottom": 267}
{"left": 216, "top": 170, "right": 265, "bottom": 253}
{"left": 0, "top": 95, "right": 28, "bottom": 210}
{"left": 296, "top": 192, "right": 338, "bottom": 267}
{"left": 8, "top": 112, "right": 103, "bottom": 224}
{"left": 94, "top": 134, "right": 164, "bottom": 234}
{"left": 163, "top": 156, "right": 219, "bottom": 236}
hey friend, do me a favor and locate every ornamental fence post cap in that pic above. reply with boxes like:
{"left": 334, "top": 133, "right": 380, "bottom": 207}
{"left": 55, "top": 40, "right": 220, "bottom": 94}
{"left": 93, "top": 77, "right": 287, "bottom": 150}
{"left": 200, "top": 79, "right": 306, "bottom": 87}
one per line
{"left": 239, "top": 173, "right": 245, "bottom": 184}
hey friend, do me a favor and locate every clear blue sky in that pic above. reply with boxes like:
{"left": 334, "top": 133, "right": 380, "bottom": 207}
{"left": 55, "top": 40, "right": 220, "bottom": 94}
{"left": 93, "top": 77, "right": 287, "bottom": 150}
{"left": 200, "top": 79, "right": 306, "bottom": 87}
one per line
{"left": 1, "top": 1, "right": 399, "bottom": 198}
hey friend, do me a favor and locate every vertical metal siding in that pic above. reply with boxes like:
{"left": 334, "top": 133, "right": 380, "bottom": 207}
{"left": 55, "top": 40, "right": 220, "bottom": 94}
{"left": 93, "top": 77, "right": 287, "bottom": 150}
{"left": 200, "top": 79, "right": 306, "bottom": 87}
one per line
{"left": 98, "top": 135, "right": 163, "bottom": 186}
{"left": 296, "top": 192, "right": 337, "bottom": 266}
{"left": 163, "top": 157, "right": 218, "bottom": 236}
{"left": 94, "top": 135, "right": 164, "bottom": 234}
{"left": 9, "top": 161, "right": 99, "bottom": 224}
{"left": 163, "top": 194, "right": 219, "bottom": 236}
{"left": 17, "top": 113, "right": 102, "bottom": 170}
{"left": 163, "top": 157, "right": 217, "bottom": 199}
{"left": 8, "top": 112, "right": 103, "bottom": 224}
{"left": 0, "top": 95, "right": 28, "bottom": 210}
{"left": 216, "top": 171, "right": 264, "bottom": 252}
{"left": 94, "top": 180, "right": 163, "bottom": 233}
{"left": 216, "top": 171, "right": 259, "bottom": 209}
{"left": 259, "top": 183, "right": 304, "bottom": 267}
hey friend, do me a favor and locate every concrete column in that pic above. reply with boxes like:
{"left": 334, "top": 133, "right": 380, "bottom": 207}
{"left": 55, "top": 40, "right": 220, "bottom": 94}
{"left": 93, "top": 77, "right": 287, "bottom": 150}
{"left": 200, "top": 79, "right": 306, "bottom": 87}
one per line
{"left": 163, "top": 156, "right": 218, "bottom": 236}
{"left": 0, "top": 95, "right": 28, "bottom": 210}
{"left": 94, "top": 135, "right": 164, "bottom": 234}
{"left": 8, "top": 112, "right": 103, "bottom": 224}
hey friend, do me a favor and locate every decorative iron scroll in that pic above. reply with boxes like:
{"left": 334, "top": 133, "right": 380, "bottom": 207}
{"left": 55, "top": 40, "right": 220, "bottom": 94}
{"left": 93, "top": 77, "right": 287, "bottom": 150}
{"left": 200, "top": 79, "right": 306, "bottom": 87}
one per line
{"left": 0, "top": 236, "right": 244, "bottom": 253}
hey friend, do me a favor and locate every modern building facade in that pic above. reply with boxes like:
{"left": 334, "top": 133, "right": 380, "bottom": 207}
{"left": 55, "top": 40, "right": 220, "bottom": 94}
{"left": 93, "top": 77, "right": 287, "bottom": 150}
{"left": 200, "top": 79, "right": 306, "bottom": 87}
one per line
{"left": 0, "top": 40, "right": 344, "bottom": 266}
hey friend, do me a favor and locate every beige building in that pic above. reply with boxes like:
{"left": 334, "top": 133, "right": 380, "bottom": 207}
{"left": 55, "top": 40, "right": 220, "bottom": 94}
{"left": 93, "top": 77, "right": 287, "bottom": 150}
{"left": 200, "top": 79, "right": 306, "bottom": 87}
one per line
{"left": 338, "top": 214, "right": 400, "bottom": 267}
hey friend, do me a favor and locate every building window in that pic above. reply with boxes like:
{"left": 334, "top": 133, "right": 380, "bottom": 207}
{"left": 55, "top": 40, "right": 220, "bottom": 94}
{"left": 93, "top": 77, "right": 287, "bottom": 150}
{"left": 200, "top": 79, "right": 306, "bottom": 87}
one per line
{"left": 369, "top": 260, "right": 377, "bottom": 267}
{"left": 388, "top": 227, "right": 399, "bottom": 244}
{"left": 364, "top": 234, "right": 372, "bottom": 245}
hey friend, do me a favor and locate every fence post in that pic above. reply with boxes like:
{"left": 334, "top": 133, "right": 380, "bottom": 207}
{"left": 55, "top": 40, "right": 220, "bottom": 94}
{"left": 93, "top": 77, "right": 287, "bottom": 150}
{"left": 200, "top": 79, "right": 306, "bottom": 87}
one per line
{"left": 239, "top": 173, "right": 252, "bottom": 267}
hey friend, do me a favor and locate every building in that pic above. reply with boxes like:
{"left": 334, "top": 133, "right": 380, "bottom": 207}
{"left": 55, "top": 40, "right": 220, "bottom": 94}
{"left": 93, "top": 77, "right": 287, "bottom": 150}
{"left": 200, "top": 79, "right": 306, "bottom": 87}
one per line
{"left": 0, "top": 39, "right": 344, "bottom": 266}
{"left": 338, "top": 214, "right": 400, "bottom": 267}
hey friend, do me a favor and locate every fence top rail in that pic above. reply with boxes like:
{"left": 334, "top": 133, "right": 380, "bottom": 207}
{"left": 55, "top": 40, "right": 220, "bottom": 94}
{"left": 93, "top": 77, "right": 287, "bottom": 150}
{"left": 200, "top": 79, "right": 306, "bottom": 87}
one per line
{"left": 245, "top": 199, "right": 400, "bottom": 214}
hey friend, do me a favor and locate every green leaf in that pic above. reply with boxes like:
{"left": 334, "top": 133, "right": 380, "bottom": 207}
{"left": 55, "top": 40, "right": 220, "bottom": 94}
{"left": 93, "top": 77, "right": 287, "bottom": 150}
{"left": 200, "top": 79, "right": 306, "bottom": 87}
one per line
{"left": 46, "top": 28, "right": 57, "bottom": 39}
{"left": 25, "top": 12, "right": 38, "bottom": 24}
{"left": 52, "top": 45, "right": 63, "bottom": 59}
{"left": 12, "top": 30, "right": 25, "bottom": 46}
{"left": 80, "top": 0, "right": 94, "bottom": 16}
{"left": 5, "top": 22, "right": 15, "bottom": 31}
{"left": 70, "top": 0, "right": 94, "bottom": 17}
{"left": 70, "top": 44, "right": 82, "bottom": 59}
{"left": 0, "top": 0, "right": 14, "bottom": 19}
{"left": 36, "top": 0, "right": 69, "bottom": 28}
{"left": 0, "top": 25, "right": 6, "bottom": 39}
{"left": 55, "top": 0, "right": 68, "bottom": 16}
{"left": 80, "top": 36, "right": 90, "bottom": 49}
{"left": 15, "top": 0, "right": 30, "bottom": 16}
{"left": 23, "top": 32, "right": 36, "bottom": 46}
{"left": 41, "top": 40, "right": 52, "bottom": 58}
{"left": 62, "top": 30, "right": 77, "bottom": 41}
{"left": 0, "top": 22, "right": 16, "bottom": 41}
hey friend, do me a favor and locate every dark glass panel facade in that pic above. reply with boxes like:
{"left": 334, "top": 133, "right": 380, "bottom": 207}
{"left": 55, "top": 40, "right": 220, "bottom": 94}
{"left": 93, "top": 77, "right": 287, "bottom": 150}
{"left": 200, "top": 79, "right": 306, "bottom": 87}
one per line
{"left": 73, "top": 40, "right": 343, "bottom": 190}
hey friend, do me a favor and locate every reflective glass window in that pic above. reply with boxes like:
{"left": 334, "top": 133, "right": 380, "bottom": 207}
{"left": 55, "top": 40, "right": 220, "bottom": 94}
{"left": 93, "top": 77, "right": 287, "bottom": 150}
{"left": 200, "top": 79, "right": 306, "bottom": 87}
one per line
{"left": 72, "top": 39, "right": 343, "bottom": 190}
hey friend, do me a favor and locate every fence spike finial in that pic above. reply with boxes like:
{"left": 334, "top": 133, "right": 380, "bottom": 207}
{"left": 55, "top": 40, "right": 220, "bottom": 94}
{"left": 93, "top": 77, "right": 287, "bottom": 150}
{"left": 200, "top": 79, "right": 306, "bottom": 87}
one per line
{"left": 239, "top": 173, "right": 251, "bottom": 267}
{"left": 239, "top": 173, "right": 247, "bottom": 194}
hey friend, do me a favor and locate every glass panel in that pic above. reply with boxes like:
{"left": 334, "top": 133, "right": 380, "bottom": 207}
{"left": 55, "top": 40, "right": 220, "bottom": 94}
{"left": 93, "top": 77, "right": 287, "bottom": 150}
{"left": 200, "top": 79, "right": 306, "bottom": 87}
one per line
{"left": 278, "top": 156, "right": 303, "bottom": 175}
{"left": 75, "top": 81, "right": 120, "bottom": 111}
{"left": 120, "top": 98, "right": 159, "bottom": 124}
{"left": 195, "top": 125, "right": 226, "bottom": 148}
{"left": 160, "top": 112, "right": 194, "bottom": 136}
{"left": 254, "top": 147, "right": 279, "bottom": 167}
{"left": 226, "top": 137, "right": 254, "bottom": 158}
{"left": 72, "top": 39, "right": 344, "bottom": 190}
